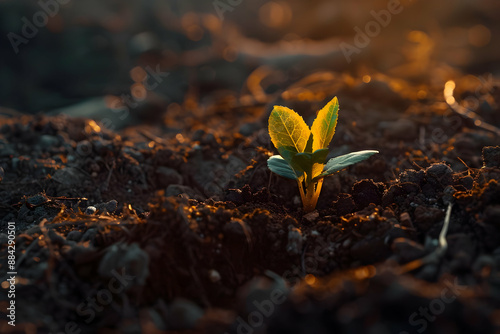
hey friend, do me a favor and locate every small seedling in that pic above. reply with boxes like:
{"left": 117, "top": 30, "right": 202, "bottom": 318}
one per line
{"left": 267, "top": 97, "right": 378, "bottom": 212}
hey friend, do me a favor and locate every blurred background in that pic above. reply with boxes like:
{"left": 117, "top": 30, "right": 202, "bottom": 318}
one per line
{"left": 0, "top": 0, "right": 498, "bottom": 129}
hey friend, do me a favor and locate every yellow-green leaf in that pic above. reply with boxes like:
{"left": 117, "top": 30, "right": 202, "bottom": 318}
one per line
{"left": 311, "top": 148, "right": 329, "bottom": 179}
{"left": 291, "top": 149, "right": 328, "bottom": 182}
{"left": 311, "top": 97, "right": 339, "bottom": 152}
{"left": 311, "top": 162, "right": 324, "bottom": 181}
{"left": 269, "top": 105, "right": 311, "bottom": 163}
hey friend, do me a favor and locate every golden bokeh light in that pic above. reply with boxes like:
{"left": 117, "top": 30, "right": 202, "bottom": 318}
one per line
{"left": 130, "top": 66, "right": 147, "bottom": 83}
{"left": 131, "top": 83, "right": 147, "bottom": 100}
{"left": 468, "top": 24, "right": 491, "bottom": 47}
{"left": 417, "top": 90, "right": 427, "bottom": 99}
{"left": 259, "top": 1, "right": 292, "bottom": 28}
{"left": 182, "top": 12, "right": 204, "bottom": 41}
{"left": 87, "top": 120, "right": 101, "bottom": 133}
{"left": 444, "top": 80, "right": 456, "bottom": 91}
{"left": 407, "top": 30, "right": 429, "bottom": 43}
{"left": 305, "top": 274, "right": 316, "bottom": 285}
{"left": 202, "top": 14, "right": 221, "bottom": 33}
{"left": 186, "top": 25, "right": 204, "bottom": 41}
{"left": 354, "top": 265, "right": 376, "bottom": 279}
{"left": 444, "top": 80, "right": 456, "bottom": 105}
{"left": 105, "top": 95, "right": 121, "bottom": 109}
{"left": 176, "top": 133, "right": 185, "bottom": 143}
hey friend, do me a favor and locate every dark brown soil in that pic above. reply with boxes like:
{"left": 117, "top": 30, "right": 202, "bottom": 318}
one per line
{"left": 1, "top": 69, "right": 500, "bottom": 334}
{"left": 1, "top": 1, "right": 500, "bottom": 333}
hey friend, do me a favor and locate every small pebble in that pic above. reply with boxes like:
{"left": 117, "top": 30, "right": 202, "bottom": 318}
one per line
{"left": 85, "top": 206, "right": 97, "bottom": 215}
{"left": 303, "top": 211, "right": 319, "bottom": 223}
{"left": 38, "top": 135, "right": 59, "bottom": 150}
{"left": 399, "top": 212, "right": 413, "bottom": 228}
{"left": 95, "top": 200, "right": 118, "bottom": 213}
{"left": 208, "top": 269, "right": 221, "bottom": 283}
{"left": 66, "top": 230, "right": 83, "bottom": 242}
{"left": 391, "top": 238, "right": 426, "bottom": 263}
{"left": 286, "top": 226, "right": 303, "bottom": 255}
{"left": 343, "top": 238, "right": 351, "bottom": 248}
{"left": 311, "top": 230, "right": 320, "bottom": 237}
{"left": 426, "top": 163, "right": 453, "bottom": 186}
{"left": 105, "top": 200, "right": 118, "bottom": 212}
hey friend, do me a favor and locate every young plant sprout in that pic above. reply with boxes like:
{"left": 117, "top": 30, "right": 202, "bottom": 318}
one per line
{"left": 267, "top": 97, "right": 378, "bottom": 212}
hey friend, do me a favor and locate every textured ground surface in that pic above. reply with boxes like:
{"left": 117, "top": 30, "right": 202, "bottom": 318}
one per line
{"left": 1, "top": 68, "right": 500, "bottom": 333}
{"left": 1, "top": 1, "right": 500, "bottom": 333}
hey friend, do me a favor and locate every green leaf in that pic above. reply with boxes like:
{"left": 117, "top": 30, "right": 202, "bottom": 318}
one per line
{"left": 291, "top": 148, "right": 329, "bottom": 180}
{"left": 311, "top": 97, "right": 339, "bottom": 152}
{"left": 277, "top": 146, "right": 299, "bottom": 165}
{"left": 267, "top": 155, "right": 303, "bottom": 180}
{"left": 269, "top": 105, "right": 311, "bottom": 164}
{"left": 291, "top": 134, "right": 317, "bottom": 174}
{"left": 312, "top": 148, "right": 329, "bottom": 165}
{"left": 291, "top": 152, "right": 311, "bottom": 173}
{"left": 304, "top": 133, "right": 314, "bottom": 153}
{"left": 311, "top": 148, "right": 329, "bottom": 180}
{"left": 317, "top": 150, "right": 379, "bottom": 179}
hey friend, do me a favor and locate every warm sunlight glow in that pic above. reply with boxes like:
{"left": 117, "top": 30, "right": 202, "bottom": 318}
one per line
{"left": 468, "top": 24, "right": 491, "bottom": 47}
{"left": 87, "top": 120, "right": 101, "bottom": 132}
{"left": 131, "top": 83, "right": 146, "bottom": 100}
{"left": 444, "top": 80, "right": 456, "bottom": 91}
{"left": 130, "top": 66, "right": 147, "bottom": 83}
{"left": 259, "top": 1, "right": 292, "bottom": 28}
{"left": 305, "top": 274, "right": 316, "bottom": 285}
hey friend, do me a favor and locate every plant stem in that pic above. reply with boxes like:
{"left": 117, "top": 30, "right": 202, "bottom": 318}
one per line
{"left": 302, "top": 178, "right": 324, "bottom": 213}
{"left": 311, "top": 178, "right": 324, "bottom": 210}
{"left": 297, "top": 179, "right": 306, "bottom": 205}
